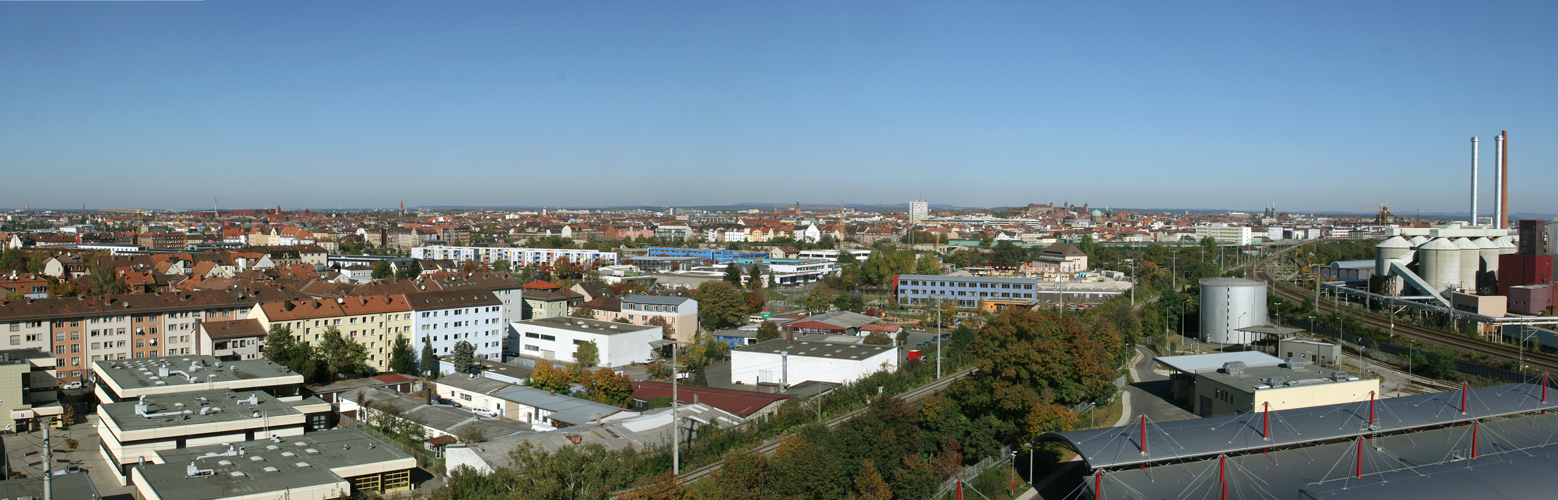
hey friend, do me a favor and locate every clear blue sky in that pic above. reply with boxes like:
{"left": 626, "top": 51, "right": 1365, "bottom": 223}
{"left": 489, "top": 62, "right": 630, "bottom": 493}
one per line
{"left": 3, "top": 1, "right": 1555, "bottom": 215}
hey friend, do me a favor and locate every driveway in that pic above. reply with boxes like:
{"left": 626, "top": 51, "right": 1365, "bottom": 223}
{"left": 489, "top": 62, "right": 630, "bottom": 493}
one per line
{"left": 4, "top": 414, "right": 136, "bottom": 499}
{"left": 1121, "top": 345, "right": 1197, "bottom": 424}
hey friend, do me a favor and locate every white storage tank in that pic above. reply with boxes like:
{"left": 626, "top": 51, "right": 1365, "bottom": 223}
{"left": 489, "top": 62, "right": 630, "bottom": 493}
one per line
{"left": 1454, "top": 238, "right": 1479, "bottom": 290}
{"left": 1375, "top": 236, "right": 1412, "bottom": 277}
{"left": 1409, "top": 235, "right": 1430, "bottom": 248}
{"left": 1417, "top": 238, "right": 1461, "bottom": 293}
{"left": 1199, "top": 278, "right": 1268, "bottom": 345}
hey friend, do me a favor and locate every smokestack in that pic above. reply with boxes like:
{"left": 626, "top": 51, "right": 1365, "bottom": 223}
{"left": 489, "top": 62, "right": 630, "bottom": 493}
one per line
{"left": 1500, "top": 130, "right": 1509, "bottom": 230}
{"left": 1494, "top": 134, "right": 1504, "bottom": 229}
{"left": 1471, "top": 137, "right": 1479, "bottom": 226}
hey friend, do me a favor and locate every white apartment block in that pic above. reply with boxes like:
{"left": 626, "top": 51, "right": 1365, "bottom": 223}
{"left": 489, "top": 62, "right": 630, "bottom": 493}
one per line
{"left": 409, "top": 290, "right": 505, "bottom": 368}
{"left": 412, "top": 246, "right": 619, "bottom": 266}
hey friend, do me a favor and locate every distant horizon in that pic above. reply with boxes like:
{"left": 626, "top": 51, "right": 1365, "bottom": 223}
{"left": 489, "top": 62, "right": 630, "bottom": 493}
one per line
{"left": 11, "top": 202, "right": 1554, "bottom": 222}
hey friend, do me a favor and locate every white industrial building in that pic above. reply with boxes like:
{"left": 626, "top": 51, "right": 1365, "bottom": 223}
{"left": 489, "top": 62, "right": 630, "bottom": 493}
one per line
{"left": 729, "top": 339, "right": 898, "bottom": 387}
{"left": 411, "top": 246, "right": 619, "bottom": 266}
{"left": 1373, "top": 224, "right": 1514, "bottom": 307}
{"left": 1199, "top": 278, "right": 1268, "bottom": 344}
{"left": 511, "top": 317, "right": 660, "bottom": 367}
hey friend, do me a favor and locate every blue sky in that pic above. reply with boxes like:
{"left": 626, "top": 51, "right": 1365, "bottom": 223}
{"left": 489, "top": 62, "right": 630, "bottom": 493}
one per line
{"left": 2, "top": 1, "right": 1555, "bottom": 214}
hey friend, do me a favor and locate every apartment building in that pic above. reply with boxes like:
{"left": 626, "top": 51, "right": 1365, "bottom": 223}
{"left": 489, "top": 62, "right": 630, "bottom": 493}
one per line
{"left": 593, "top": 295, "right": 697, "bottom": 343}
{"left": 196, "top": 319, "right": 267, "bottom": 361}
{"left": 410, "top": 245, "right": 619, "bottom": 266}
{"left": 1194, "top": 223, "right": 1254, "bottom": 246}
{"left": 407, "top": 290, "right": 504, "bottom": 364}
{"left": 0, "top": 348, "right": 62, "bottom": 432}
{"left": 250, "top": 296, "right": 415, "bottom": 372}
{"left": 0, "top": 288, "right": 306, "bottom": 384}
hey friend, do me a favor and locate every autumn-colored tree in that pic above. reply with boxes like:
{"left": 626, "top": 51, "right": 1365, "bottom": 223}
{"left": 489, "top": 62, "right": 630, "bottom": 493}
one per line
{"left": 620, "top": 472, "right": 689, "bottom": 500}
{"left": 586, "top": 368, "right": 632, "bottom": 407}
{"left": 954, "top": 308, "right": 1115, "bottom": 443}
{"left": 849, "top": 460, "right": 893, "bottom": 500}
{"left": 745, "top": 289, "right": 766, "bottom": 315}
{"left": 529, "top": 361, "right": 573, "bottom": 393}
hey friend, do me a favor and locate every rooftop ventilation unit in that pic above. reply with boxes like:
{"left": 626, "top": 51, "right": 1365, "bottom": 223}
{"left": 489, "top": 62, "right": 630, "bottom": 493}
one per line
{"left": 1222, "top": 361, "right": 1246, "bottom": 376}
{"left": 1284, "top": 358, "right": 1308, "bottom": 370}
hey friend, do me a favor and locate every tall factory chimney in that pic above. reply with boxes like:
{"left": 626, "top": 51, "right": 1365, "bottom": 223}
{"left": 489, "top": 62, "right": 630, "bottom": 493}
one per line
{"left": 1500, "top": 130, "right": 1509, "bottom": 230}
{"left": 1494, "top": 134, "right": 1504, "bottom": 229}
{"left": 1470, "top": 137, "right": 1479, "bottom": 226}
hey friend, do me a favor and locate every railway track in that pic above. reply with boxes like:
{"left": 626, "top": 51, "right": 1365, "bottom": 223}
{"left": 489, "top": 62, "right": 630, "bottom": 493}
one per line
{"left": 1252, "top": 255, "right": 1558, "bottom": 376}
{"left": 669, "top": 366, "right": 977, "bottom": 485}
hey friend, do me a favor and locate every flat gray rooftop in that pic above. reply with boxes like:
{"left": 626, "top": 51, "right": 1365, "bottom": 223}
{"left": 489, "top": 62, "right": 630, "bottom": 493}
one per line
{"left": 135, "top": 446, "right": 346, "bottom": 499}
{"left": 735, "top": 339, "right": 895, "bottom": 360}
{"left": 95, "top": 356, "right": 301, "bottom": 393}
{"left": 0, "top": 471, "right": 99, "bottom": 499}
{"left": 155, "top": 428, "right": 412, "bottom": 473}
{"left": 1155, "top": 351, "right": 1284, "bottom": 373}
{"left": 520, "top": 316, "right": 659, "bottom": 336}
{"left": 102, "top": 389, "right": 300, "bottom": 433}
{"left": 1199, "top": 363, "right": 1359, "bottom": 395}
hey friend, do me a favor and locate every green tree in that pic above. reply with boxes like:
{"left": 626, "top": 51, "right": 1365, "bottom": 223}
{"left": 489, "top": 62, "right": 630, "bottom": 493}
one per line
{"left": 371, "top": 260, "right": 392, "bottom": 280}
{"left": 493, "top": 259, "right": 512, "bottom": 273}
{"left": 757, "top": 320, "right": 781, "bottom": 342}
{"left": 452, "top": 341, "right": 476, "bottom": 374}
{"left": 863, "top": 331, "right": 893, "bottom": 346}
{"left": 419, "top": 336, "right": 439, "bottom": 377}
{"left": 852, "top": 459, "right": 893, "bottom": 500}
{"left": 318, "top": 327, "right": 368, "bottom": 380}
{"left": 455, "top": 425, "right": 487, "bottom": 445}
{"left": 88, "top": 266, "right": 126, "bottom": 295}
{"left": 747, "top": 264, "right": 764, "bottom": 290}
{"left": 585, "top": 368, "right": 633, "bottom": 407}
{"left": 575, "top": 340, "right": 600, "bottom": 367}
{"left": 388, "top": 334, "right": 415, "bottom": 374}
{"left": 914, "top": 255, "right": 942, "bottom": 275}
{"left": 803, "top": 284, "right": 834, "bottom": 313}
{"left": 834, "top": 291, "right": 864, "bottom": 312}
{"left": 571, "top": 306, "right": 597, "bottom": 319}
{"left": 723, "top": 263, "right": 743, "bottom": 286}
{"left": 953, "top": 309, "right": 1117, "bottom": 444}
{"left": 695, "top": 280, "right": 750, "bottom": 330}
{"left": 396, "top": 259, "right": 423, "bottom": 280}
{"left": 0, "top": 248, "right": 28, "bottom": 274}
{"left": 261, "top": 325, "right": 317, "bottom": 380}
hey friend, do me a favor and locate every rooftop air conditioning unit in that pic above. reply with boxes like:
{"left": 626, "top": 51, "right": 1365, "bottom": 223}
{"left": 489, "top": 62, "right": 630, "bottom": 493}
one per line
{"left": 1222, "top": 361, "right": 1246, "bottom": 376}
{"left": 1285, "top": 358, "right": 1308, "bottom": 370}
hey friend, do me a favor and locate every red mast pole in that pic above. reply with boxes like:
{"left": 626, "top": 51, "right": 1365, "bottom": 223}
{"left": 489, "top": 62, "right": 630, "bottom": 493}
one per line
{"left": 1461, "top": 381, "right": 1469, "bottom": 414}
{"left": 1220, "top": 454, "right": 1228, "bottom": 500}
{"left": 1139, "top": 414, "right": 1147, "bottom": 455}
{"left": 1369, "top": 391, "right": 1375, "bottom": 427}
{"left": 1544, "top": 373, "right": 1549, "bottom": 403}
{"left": 957, "top": 478, "right": 963, "bottom": 500}
{"left": 1354, "top": 436, "right": 1364, "bottom": 478}
{"left": 1262, "top": 402, "right": 1270, "bottom": 440}
{"left": 1472, "top": 419, "right": 1480, "bottom": 459}
{"left": 1095, "top": 472, "right": 1102, "bottom": 500}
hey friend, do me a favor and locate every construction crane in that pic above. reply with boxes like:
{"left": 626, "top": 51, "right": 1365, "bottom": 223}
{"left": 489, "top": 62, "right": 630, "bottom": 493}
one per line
{"left": 14, "top": 205, "right": 31, "bottom": 216}
{"left": 1354, "top": 200, "right": 1394, "bottom": 225}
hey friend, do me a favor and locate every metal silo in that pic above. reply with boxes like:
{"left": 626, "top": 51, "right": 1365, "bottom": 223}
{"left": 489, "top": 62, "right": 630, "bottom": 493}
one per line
{"left": 1417, "top": 238, "right": 1461, "bottom": 293}
{"left": 1454, "top": 238, "right": 1479, "bottom": 290}
{"left": 1199, "top": 278, "right": 1268, "bottom": 345}
{"left": 1409, "top": 235, "right": 1430, "bottom": 248}
{"left": 1376, "top": 236, "right": 1411, "bottom": 277}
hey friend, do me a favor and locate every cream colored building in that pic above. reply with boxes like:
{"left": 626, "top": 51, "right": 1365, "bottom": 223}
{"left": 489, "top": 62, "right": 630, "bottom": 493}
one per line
{"left": 1192, "top": 360, "right": 1379, "bottom": 417}
{"left": 249, "top": 295, "right": 414, "bottom": 372}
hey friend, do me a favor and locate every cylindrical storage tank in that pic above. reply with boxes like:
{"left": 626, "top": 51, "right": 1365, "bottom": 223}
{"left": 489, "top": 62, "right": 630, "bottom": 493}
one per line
{"left": 1376, "top": 236, "right": 1412, "bottom": 277}
{"left": 1495, "top": 235, "right": 1517, "bottom": 255}
{"left": 1417, "top": 238, "right": 1461, "bottom": 293}
{"left": 1409, "top": 235, "right": 1430, "bottom": 247}
{"left": 1454, "top": 238, "right": 1479, "bottom": 290}
{"left": 1474, "top": 237, "right": 1498, "bottom": 275}
{"left": 1199, "top": 278, "right": 1268, "bottom": 345}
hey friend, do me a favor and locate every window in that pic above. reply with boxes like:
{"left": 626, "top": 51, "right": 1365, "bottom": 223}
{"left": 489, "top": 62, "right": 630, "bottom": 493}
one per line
{"left": 7, "top": 324, "right": 16, "bottom": 332}
{"left": 7, "top": 335, "right": 16, "bottom": 345}
{"left": 70, "top": 331, "right": 80, "bottom": 340}
{"left": 525, "top": 345, "right": 539, "bottom": 352}
{"left": 460, "top": 393, "right": 473, "bottom": 401}
{"left": 70, "top": 344, "right": 79, "bottom": 353}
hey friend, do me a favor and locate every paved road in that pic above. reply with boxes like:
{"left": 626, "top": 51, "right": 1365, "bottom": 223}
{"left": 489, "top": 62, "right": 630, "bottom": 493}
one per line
{"left": 1120, "top": 345, "right": 1197, "bottom": 424}
{"left": 4, "top": 414, "right": 136, "bottom": 500}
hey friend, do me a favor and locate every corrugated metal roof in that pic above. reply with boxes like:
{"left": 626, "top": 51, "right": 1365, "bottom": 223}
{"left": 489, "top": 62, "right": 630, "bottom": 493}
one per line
{"left": 1045, "top": 382, "right": 1558, "bottom": 470}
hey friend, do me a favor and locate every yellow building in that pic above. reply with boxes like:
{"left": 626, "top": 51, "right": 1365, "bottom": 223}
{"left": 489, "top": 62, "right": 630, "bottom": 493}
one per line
{"left": 249, "top": 295, "right": 414, "bottom": 373}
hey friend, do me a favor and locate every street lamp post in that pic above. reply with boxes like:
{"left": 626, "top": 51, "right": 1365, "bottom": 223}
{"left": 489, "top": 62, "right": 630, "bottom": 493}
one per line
{"left": 1125, "top": 259, "right": 1136, "bottom": 305}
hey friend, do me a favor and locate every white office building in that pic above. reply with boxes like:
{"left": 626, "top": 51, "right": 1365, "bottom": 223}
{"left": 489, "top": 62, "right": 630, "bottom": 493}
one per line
{"left": 1194, "top": 223, "right": 1254, "bottom": 246}
{"left": 893, "top": 274, "right": 1040, "bottom": 308}
{"left": 909, "top": 199, "right": 929, "bottom": 223}
{"left": 411, "top": 246, "right": 619, "bottom": 266}
{"left": 511, "top": 317, "right": 660, "bottom": 367}
{"left": 729, "top": 339, "right": 898, "bottom": 387}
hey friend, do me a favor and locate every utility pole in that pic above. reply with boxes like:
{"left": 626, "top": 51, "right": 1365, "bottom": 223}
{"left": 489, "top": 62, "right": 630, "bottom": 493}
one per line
{"left": 671, "top": 344, "right": 678, "bottom": 476}
{"left": 936, "top": 296, "right": 943, "bottom": 379}
{"left": 43, "top": 416, "right": 52, "bottom": 500}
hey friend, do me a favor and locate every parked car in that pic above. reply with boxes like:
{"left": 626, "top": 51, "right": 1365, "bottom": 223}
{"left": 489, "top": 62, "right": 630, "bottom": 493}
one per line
{"left": 62, "top": 381, "right": 83, "bottom": 390}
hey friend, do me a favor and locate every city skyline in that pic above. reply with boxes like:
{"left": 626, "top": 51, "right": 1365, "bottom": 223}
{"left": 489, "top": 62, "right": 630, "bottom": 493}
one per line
{"left": 3, "top": 1, "right": 1556, "bottom": 212}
